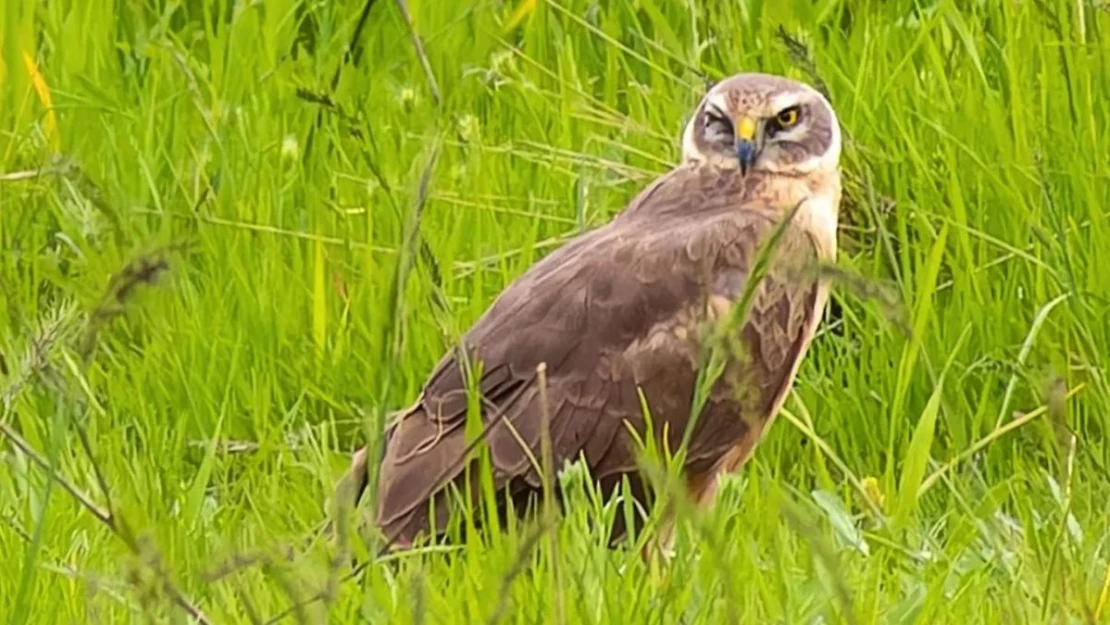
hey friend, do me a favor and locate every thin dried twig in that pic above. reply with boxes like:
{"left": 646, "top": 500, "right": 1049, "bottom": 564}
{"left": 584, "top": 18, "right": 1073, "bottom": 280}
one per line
{"left": 390, "top": 142, "right": 443, "bottom": 359}
{"left": 0, "top": 168, "right": 54, "bottom": 182}
{"left": 291, "top": 6, "right": 451, "bottom": 321}
{"left": 394, "top": 0, "right": 441, "bottom": 107}
{"left": 78, "top": 244, "right": 189, "bottom": 361}
{"left": 0, "top": 255, "right": 211, "bottom": 624}
{"left": 0, "top": 419, "right": 213, "bottom": 623}
{"left": 186, "top": 439, "right": 264, "bottom": 454}
{"left": 775, "top": 26, "right": 832, "bottom": 103}
{"left": 536, "top": 362, "right": 565, "bottom": 625}
{"left": 302, "top": 0, "right": 379, "bottom": 164}
{"left": 0, "top": 421, "right": 112, "bottom": 524}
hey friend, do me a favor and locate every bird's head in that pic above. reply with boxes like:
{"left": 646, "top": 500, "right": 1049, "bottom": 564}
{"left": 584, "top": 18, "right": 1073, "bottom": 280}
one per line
{"left": 681, "top": 73, "right": 841, "bottom": 177}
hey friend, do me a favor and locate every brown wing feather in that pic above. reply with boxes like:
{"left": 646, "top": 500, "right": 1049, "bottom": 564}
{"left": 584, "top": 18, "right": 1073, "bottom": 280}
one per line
{"left": 354, "top": 165, "right": 824, "bottom": 545}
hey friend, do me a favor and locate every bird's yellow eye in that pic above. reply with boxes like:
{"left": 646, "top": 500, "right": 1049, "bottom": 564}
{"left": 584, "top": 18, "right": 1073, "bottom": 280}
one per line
{"left": 776, "top": 107, "right": 800, "bottom": 127}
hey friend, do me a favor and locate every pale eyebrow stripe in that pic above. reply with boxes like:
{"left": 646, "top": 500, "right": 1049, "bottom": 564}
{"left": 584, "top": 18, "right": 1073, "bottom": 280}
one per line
{"left": 768, "top": 92, "right": 803, "bottom": 112}
{"left": 704, "top": 102, "right": 728, "bottom": 120}
{"left": 704, "top": 92, "right": 732, "bottom": 117}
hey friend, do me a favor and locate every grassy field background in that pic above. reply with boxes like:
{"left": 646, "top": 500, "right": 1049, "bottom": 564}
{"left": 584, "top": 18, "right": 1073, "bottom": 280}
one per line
{"left": 3, "top": 0, "right": 1110, "bottom": 623}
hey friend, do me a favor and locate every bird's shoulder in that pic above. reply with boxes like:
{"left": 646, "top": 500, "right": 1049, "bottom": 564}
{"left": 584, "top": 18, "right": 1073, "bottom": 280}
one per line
{"left": 417, "top": 165, "right": 816, "bottom": 415}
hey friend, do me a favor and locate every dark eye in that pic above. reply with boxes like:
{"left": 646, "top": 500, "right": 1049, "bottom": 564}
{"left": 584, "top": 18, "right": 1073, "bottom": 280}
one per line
{"left": 703, "top": 107, "right": 733, "bottom": 139}
{"left": 770, "top": 106, "right": 801, "bottom": 131}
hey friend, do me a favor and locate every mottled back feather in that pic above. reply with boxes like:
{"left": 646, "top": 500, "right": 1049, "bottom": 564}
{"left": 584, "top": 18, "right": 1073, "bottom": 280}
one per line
{"left": 357, "top": 164, "right": 824, "bottom": 545}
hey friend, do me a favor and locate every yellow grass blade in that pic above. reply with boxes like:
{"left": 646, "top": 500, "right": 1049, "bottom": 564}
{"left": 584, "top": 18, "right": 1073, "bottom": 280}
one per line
{"left": 312, "top": 237, "right": 327, "bottom": 363}
{"left": 503, "top": 0, "right": 537, "bottom": 33}
{"left": 20, "top": 49, "right": 59, "bottom": 152}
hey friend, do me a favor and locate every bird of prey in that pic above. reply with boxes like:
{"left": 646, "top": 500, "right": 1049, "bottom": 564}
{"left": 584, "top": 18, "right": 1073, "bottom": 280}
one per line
{"left": 337, "top": 72, "right": 843, "bottom": 552}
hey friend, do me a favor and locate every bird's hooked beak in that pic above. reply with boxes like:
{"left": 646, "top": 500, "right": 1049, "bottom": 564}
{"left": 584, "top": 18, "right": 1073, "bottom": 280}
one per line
{"left": 735, "top": 116, "right": 759, "bottom": 175}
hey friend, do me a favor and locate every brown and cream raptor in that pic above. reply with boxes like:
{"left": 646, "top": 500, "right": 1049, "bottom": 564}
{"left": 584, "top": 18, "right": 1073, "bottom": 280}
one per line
{"left": 337, "top": 72, "right": 843, "bottom": 552}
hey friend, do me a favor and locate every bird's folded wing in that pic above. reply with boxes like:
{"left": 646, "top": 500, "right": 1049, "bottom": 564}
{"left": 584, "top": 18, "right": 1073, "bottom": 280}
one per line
{"left": 374, "top": 168, "right": 822, "bottom": 534}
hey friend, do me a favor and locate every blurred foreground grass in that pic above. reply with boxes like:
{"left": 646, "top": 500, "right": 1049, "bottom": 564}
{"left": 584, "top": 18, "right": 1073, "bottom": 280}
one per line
{"left": 2, "top": 0, "right": 1110, "bottom": 623}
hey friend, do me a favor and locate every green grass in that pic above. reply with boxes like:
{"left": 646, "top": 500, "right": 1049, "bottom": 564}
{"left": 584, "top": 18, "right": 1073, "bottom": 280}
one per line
{"left": 3, "top": 0, "right": 1110, "bottom": 622}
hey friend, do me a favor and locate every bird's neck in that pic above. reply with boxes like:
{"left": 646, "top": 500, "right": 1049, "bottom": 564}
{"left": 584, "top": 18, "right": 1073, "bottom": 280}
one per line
{"left": 762, "top": 168, "right": 841, "bottom": 261}
{"left": 799, "top": 169, "right": 841, "bottom": 261}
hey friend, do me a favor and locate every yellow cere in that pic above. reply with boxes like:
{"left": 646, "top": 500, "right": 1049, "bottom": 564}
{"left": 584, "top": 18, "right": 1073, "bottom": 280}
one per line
{"left": 736, "top": 116, "right": 756, "bottom": 141}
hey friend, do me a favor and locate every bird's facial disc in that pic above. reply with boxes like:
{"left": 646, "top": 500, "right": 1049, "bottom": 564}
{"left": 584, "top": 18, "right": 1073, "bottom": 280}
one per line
{"left": 681, "top": 73, "right": 841, "bottom": 175}
{"left": 695, "top": 95, "right": 812, "bottom": 174}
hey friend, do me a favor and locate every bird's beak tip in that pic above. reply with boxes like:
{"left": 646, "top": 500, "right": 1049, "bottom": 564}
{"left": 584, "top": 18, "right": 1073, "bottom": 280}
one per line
{"left": 736, "top": 139, "right": 757, "bottom": 175}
